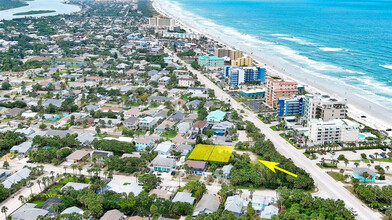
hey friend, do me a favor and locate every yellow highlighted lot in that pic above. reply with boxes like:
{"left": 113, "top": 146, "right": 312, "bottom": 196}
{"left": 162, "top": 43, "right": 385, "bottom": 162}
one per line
{"left": 188, "top": 144, "right": 233, "bottom": 162}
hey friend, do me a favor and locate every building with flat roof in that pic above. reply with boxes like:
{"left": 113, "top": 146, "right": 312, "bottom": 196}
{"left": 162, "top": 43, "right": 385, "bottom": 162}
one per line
{"left": 240, "top": 89, "right": 265, "bottom": 99}
{"left": 231, "top": 57, "right": 253, "bottom": 66}
{"left": 225, "top": 66, "right": 265, "bottom": 86}
{"left": 277, "top": 96, "right": 305, "bottom": 117}
{"left": 265, "top": 77, "right": 298, "bottom": 108}
{"left": 207, "top": 110, "right": 226, "bottom": 122}
{"left": 198, "top": 55, "right": 224, "bottom": 68}
{"left": 352, "top": 167, "right": 376, "bottom": 183}
{"left": 214, "top": 48, "right": 243, "bottom": 61}
{"left": 304, "top": 93, "right": 347, "bottom": 123}
{"left": 308, "top": 119, "right": 359, "bottom": 144}
{"left": 148, "top": 16, "right": 175, "bottom": 27}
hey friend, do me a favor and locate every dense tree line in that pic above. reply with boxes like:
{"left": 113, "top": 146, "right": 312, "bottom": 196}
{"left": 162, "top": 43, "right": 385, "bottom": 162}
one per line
{"left": 0, "top": 100, "right": 27, "bottom": 108}
{"left": 92, "top": 140, "right": 135, "bottom": 155}
{"left": 32, "top": 134, "right": 79, "bottom": 149}
{"left": 0, "top": 131, "right": 26, "bottom": 157}
{"left": 28, "top": 147, "right": 73, "bottom": 164}
{"left": 353, "top": 184, "right": 392, "bottom": 208}
{"left": 178, "top": 181, "right": 207, "bottom": 201}
{"left": 273, "top": 187, "right": 355, "bottom": 219}
{"left": 231, "top": 122, "right": 314, "bottom": 190}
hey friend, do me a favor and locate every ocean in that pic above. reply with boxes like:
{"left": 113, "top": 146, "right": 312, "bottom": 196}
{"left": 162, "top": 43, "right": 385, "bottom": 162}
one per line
{"left": 158, "top": 0, "right": 392, "bottom": 111}
{"left": 0, "top": 0, "right": 80, "bottom": 20}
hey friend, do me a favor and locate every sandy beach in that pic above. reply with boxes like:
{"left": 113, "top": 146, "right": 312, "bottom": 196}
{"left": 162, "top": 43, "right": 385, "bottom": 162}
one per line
{"left": 152, "top": 0, "right": 392, "bottom": 133}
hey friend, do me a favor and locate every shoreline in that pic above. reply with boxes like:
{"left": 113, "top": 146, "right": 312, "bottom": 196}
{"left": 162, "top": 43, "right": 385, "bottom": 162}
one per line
{"left": 152, "top": 0, "right": 392, "bottom": 133}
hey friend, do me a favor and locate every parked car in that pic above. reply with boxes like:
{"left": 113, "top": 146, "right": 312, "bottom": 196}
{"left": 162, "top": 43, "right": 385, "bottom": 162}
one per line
{"left": 381, "top": 147, "right": 387, "bottom": 151}
{"left": 10, "top": 155, "right": 16, "bottom": 159}
{"left": 369, "top": 155, "right": 375, "bottom": 159}
{"left": 171, "top": 171, "right": 176, "bottom": 176}
{"left": 386, "top": 128, "right": 391, "bottom": 131}
{"left": 379, "top": 206, "right": 390, "bottom": 213}
{"left": 323, "top": 152, "right": 327, "bottom": 155}
{"left": 370, "top": 160, "right": 374, "bottom": 164}
{"left": 26, "top": 160, "right": 34, "bottom": 163}
{"left": 331, "top": 151, "right": 335, "bottom": 155}
{"left": 380, "top": 153, "right": 387, "bottom": 158}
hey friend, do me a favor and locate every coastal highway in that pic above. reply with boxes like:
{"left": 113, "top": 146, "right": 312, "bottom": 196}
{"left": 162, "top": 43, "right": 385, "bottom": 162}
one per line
{"left": 168, "top": 49, "right": 383, "bottom": 220}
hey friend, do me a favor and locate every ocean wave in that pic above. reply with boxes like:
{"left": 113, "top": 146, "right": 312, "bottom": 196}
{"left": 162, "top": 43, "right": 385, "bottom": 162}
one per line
{"left": 278, "top": 37, "right": 317, "bottom": 46}
{"left": 380, "top": 64, "right": 392, "bottom": 70}
{"left": 270, "top": 33, "right": 290, "bottom": 37}
{"left": 319, "top": 47, "right": 343, "bottom": 52}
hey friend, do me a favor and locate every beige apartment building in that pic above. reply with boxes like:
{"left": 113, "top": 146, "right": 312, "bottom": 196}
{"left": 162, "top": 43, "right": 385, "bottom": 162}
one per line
{"left": 265, "top": 77, "right": 298, "bottom": 108}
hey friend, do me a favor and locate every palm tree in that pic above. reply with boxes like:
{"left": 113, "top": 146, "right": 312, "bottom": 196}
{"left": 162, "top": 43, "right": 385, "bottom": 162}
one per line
{"left": 1, "top": 206, "right": 8, "bottom": 219}
{"left": 354, "top": 162, "right": 359, "bottom": 168}
{"left": 71, "top": 164, "right": 78, "bottom": 176}
{"left": 367, "top": 164, "right": 371, "bottom": 169}
{"left": 50, "top": 171, "right": 55, "bottom": 177}
{"left": 18, "top": 195, "right": 25, "bottom": 204}
{"left": 344, "top": 160, "right": 349, "bottom": 167}
{"left": 386, "top": 166, "right": 390, "bottom": 171}
{"left": 374, "top": 153, "right": 379, "bottom": 159}
{"left": 37, "top": 179, "right": 42, "bottom": 191}
{"left": 78, "top": 165, "right": 83, "bottom": 176}
{"left": 63, "top": 165, "right": 68, "bottom": 174}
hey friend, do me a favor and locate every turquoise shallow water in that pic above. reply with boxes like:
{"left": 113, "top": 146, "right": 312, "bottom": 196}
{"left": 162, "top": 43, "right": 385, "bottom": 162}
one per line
{"left": 164, "top": 0, "right": 392, "bottom": 109}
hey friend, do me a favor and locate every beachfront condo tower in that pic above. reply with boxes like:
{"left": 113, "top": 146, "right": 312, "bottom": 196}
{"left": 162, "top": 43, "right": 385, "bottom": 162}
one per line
{"left": 265, "top": 77, "right": 298, "bottom": 108}
{"left": 198, "top": 55, "right": 225, "bottom": 68}
{"left": 231, "top": 57, "right": 253, "bottom": 66}
{"left": 304, "top": 94, "right": 348, "bottom": 123}
{"left": 277, "top": 96, "right": 305, "bottom": 117}
{"left": 224, "top": 66, "right": 265, "bottom": 86}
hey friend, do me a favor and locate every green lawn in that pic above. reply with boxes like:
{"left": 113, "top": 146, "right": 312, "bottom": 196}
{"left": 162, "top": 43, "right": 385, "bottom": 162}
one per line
{"left": 327, "top": 171, "right": 345, "bottom": 182}
{"left": 31, "top": 199, "right": 45, "bottom": 206}
{"left": 183, "top": 174, "right": 201, "bottom": 181}
{"left": 270, "top": 126, "right": 277, "bottom": 131}
{"left": 160, "top": 130, "right": 178, "bottom": 138}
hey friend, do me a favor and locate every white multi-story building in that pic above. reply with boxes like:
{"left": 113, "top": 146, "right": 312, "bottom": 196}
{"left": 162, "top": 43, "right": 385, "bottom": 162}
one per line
{"left": 178, "top": 76, "right": 195, "bottom": 88}
{"left": 148, "top": 16, "right": 175, "bottom": 27}
{"left": 304, "top": 94, "right": 347, "bottom": 123}
{"left": 308, "top": 119, "right": 359, "bottom": 144}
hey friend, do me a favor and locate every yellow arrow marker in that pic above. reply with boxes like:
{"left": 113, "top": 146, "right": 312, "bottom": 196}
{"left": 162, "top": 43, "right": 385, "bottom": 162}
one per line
{"left": 259, "top": 160, "right": 298, "bottom": 178}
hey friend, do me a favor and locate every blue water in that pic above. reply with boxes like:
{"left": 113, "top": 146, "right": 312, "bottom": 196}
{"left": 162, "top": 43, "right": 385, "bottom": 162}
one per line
{"left": 159, "top": 0, "right": 392, "bottom": 110}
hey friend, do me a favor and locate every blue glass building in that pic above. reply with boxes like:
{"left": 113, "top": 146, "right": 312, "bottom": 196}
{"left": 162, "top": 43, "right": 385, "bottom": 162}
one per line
{"left": 277, "top": 96, "right": 305, "bottom": 117}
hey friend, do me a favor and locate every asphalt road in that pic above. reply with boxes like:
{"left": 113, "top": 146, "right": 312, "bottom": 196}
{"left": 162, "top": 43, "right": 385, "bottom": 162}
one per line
{"left": 169, "top": 50, "right": 382, "bottom": 220}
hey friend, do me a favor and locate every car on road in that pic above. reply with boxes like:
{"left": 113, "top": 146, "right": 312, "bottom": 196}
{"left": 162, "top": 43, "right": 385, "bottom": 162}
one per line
{"left": 386, "top": 128, "right": 391, "bottom": 131}
{"left": 381, "top": 147, "right": 387, "bottom": 151}
{"left": 171, "top": 171, "right": 176, "bottom": 176}
{"left": 361, "top": 115, "right": 367, "bottom": 118}
{"left": 379, "top": 205, "right": 390, "bottom": 213}
{"left": 323, "top": 152, "right": 327, "bottom": 155}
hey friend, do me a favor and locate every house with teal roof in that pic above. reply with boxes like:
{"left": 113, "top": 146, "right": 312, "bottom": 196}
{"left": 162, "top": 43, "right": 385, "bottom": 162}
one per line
{"left": 207, "top": 110, "right": 226, "bottom": 122}
{"left": 352, "top": 167, "right": 376, "bottom": 183}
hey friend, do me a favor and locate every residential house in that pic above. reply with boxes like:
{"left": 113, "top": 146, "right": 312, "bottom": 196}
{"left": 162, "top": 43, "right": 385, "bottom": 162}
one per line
{"left": 172, "top": 192, "right": 195, "bottom": 205}
{"left": 66, "top": 149, "right": 91, "bottom": 163}
{"left": 177, "top": 122, "right": 191, "bottom": 134}
{"left": 15, "top": 128, "right": 35, "bottom": 136}
{"left": 61, "top": 206, "right": 84, "bottom": 217}
{"left": 124, "top": 107, "right": 141, "bottom": 118}
{"left": 158, "top": 76, "right": 170, "bottom": 85}
{"left": 188, "top": 87, "right": 208, "bottom": 98}
{"left": 260, "top": 205, "right": 279, "bottom": 219}
{"left": 44, "top": 99, "right": 63, "bottom": 108}
{"left": 10, "top": 141, "right": 33, "bottom": 156}
{"left": 149, "top": 189, "right": 172, "bottom": 200}
{"left": 84, "top": 104, "right": 99, "bottom": 112}
{"left": 139, "top": 116, "right": 157, "bottom": 130}
{"left": 207, "top": 110, "right": 226, "bottom": 122}
{"left": 4, "top": 107, "right": 23, "bottom": 118}
{"left": 150, "top": 155, "right": 176, "bottom": 172}
{"left": 10, "top": 203, "right": 49, "bottom": 220}
{"left": 251, "top": 196, "right": 277, "bottom": 212}
{"left": 225, "top": 195, "right": 247, "bottom": 217}
{"left": 193, "top": 194, "right": 220, "bottom": 216}
{"left": 77, "top": 132, "right": 95, "bottom": 146}
{"left": 176, "top": 144, "right": 193, "bottom": 156}
{"left": 134, "top": 138, "right": 154, "bottom": 151}
{"left": 155, "top": 120, "right": 175, "bottom": 133}
{"left": 352, "top": 167, "right": 376, "bottom": 183}
{"left": 192, "top": 121, "right": 208, "bottom": 133}
{"left": 211, "top": 121, "right": 234, "bottom": 136}
{"left": 186, "top": 100, "right": 201, "bottom": 109}
{"left": 215, "top": 164, "right": 233, "bottom": 179}
{"left": 100, "top": 209, "right": 126, "bottom": 220}
{"left": 154, "top": 141, "right": 174, "bottom": 155}
{"left": 104, "top": 179, "right": 143, "bottom": 196}
{"left": 61, "top": 182, "right": 90, "bottom": 191}
{"left": 186, "top": 160, "right": 207, "bottom": 175}
{"left": 123, "top": 117, "right": 139, "bottom": 129}
{"left": 148, "top": 96, "right": 173, "bottom": 103}
{"left": 0, "top": 169, "right": 11, "bottom": 181}
{"left": 2, "top": 168, "right": 31, "bottom": 189}
{"left": 169, "top": 111, "right": 185, "bottom": 121}
{"left": 90, "top": 150, "right": 114, "bottom": 163}
{"left": 101, "top": 106, "right": 123, "bottom": 113}
{"left": 178, "top": 76, "right": 195, "bottom": 88}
